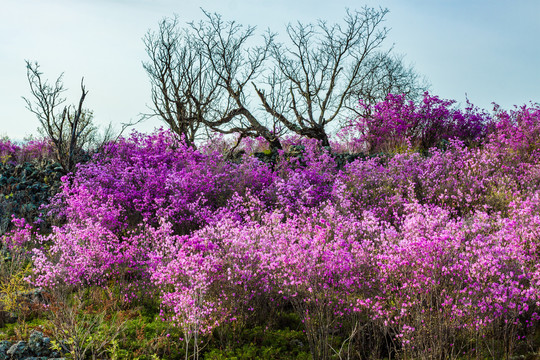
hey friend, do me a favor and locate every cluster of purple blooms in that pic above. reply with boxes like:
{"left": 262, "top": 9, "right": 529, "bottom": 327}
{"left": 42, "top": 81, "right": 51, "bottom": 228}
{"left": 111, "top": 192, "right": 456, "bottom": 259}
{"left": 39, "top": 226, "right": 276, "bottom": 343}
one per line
{"left": 6, "top": 93, "right": 540, "bottom": 358}
{"left": 0, "top": 137, "right": 54, "bottom": 165}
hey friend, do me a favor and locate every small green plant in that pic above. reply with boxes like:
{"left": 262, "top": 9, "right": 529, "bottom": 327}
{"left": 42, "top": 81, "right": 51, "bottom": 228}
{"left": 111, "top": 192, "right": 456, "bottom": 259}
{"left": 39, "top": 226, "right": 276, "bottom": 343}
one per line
{"left": 0, "top": 154, "right": 10, "bottom": 165}
{"left": 45, "top": 286, "right": 127, "bottom": 360}
{"left": 0, "top": 262, "right": 33, "bottom": 315}
{"left": 0, "top": 239, "right": 35, "bottom": 326}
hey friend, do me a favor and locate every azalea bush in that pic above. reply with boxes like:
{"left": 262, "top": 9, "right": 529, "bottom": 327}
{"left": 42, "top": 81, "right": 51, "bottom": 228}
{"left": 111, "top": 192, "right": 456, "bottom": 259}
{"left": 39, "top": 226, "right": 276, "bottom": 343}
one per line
{"left": 486, "top": 102, "right": 540, "bottom": 164}
{"left": 0, "top": 138, "right": 19, "bottom": 165}
{"left": 4, "top": 95, "right": 540, "bottom": 359}
{"left": 49, "top": 129, "right": 240, "bottom": 233}
{"left": 0, "top": 137, "right": 55, "bottom": 165}
{"left": 343, "top": 92, "right": 491, "bottom": 154}
{"left": 148, "top": 196, "right": 540, "bottom": 359}
{"left": 360, "top": 200, "right": 540, "bottom": 359}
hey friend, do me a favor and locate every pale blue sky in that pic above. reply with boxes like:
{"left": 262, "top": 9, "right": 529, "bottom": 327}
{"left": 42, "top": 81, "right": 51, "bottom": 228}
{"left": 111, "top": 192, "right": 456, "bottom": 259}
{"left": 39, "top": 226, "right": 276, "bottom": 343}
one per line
{"left": 1, "top": 0, "right": 539, "bottom": 140}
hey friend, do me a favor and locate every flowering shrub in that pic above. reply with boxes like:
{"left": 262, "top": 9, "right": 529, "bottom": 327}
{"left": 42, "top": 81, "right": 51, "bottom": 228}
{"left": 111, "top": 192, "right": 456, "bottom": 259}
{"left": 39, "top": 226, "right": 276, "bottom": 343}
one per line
{"left": 51, "top": 129, "right": 241, "bottom": 233}
{"left": 149, "top": 195, "right": 540, "bottom": 358}
{"left": 360, "top": 201, "right": 540, "bottom": 358}
{"left": 31, "top": 221, "right": 126, "bottom": 288}
{"left": 149, "top": 202, "right": 384, "bottom": 359}
{"left": 0, "top": 138, "right": 19, "bottom": 165}
{"left": 199, "top": 132, "right": 271, "bottom": 156}
{"left": 9, "top": 96, "right": 540, "bottom": 359}
{"left": 347, "top": 92, "right": 490, "bottom": 154}
{"left": 0, "top": 137, "right": 55, "bottom": 165}
{"left": 486, "top": 102, "right": 540, "bottom": 162}
{"left": 17, "top": 138, "right": 55, "bottom": 164}
{"left": 2, "top": 216, "right": 34, "bottom": 250}
{"left": 334, "top": 136, "right": 540, "bottom": 226}
{"left": 271, "top": 138, "right": 338, "bottom": 211}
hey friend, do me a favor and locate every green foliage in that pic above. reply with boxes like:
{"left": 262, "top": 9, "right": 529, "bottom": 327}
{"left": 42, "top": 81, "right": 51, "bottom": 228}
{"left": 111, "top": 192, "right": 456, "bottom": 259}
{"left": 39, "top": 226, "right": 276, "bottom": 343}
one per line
{"left": 0, "top": 262, "right": 32, "bottom": 314}
{"left": 41, "top": 287, "right": 127, "bottom": 360}
{"left": 0, "top": 241, "right": 35, "bottom": 326}
{"left": 0, "top": 154, "right": 10, "bottom": 166}
{"left": 204, "top": 327, "right": 311, "bottom": 360}
{"left": 114, "top": 307, "right": 184, "bottom": 360}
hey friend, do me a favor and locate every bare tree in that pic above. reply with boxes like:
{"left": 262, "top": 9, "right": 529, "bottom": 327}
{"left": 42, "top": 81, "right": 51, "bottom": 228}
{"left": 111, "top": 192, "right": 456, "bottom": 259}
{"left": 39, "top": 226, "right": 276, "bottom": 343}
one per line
{"left": 144, "top": 12, "right": 283, "bottom": 149}
{"left": 143, "top": 8, "right": 426, "bottom": 149}
{"left": 192, "top": 11, "right": 283, "bottom": 149}
{"left": 23, "top": 61, "right": 96, "bottom": 172}
{"left": 351, "top": 52, "right": 429, "bottom": 111}
{"left": 253, "top": 7, "right": 428, "bottom": 147}
{"left": 143, "top": 16, "right": 220, "bottom": 147}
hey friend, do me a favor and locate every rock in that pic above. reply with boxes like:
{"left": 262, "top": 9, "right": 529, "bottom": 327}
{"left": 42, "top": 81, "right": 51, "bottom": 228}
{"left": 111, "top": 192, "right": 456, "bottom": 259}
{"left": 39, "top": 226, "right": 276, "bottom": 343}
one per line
{"left": 0, "top": 340, "right": 12, "bottom": 360}
{"left": 29, "top": 183, "right": 42, "bottom": 193}
{"left": 288, "top": 144, "right": 305, "bottom": 156}
{"left": 289, "top": 338, "right": 305, "bottom": 348}
{"left": 48, "top": 341, "right": 69, "bottom": 358}
{"left": 28, "top": 330, "right": 52, "bottom": 357}
{"left": 23, "top": 203, "right": 38, "bottom": 213}
{"left": 0, "top": 158, "right": 65, "bottom": 236}
{"left": 47, "top": 353, "right": 61, "bottom": 359}
{"left": 6, "top": 340, "right": 31, "bottom": 359}
{"left": 20, "top": 289, "right": 45, "bottom": 307}
{"left": 254, "top": 149, "right": 279, "bottom": 164}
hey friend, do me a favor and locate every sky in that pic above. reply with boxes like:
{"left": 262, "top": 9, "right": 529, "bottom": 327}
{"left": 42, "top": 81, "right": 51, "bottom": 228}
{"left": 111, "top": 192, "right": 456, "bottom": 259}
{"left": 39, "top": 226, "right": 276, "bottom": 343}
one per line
{"left": 1, "top": 0, "right": 539, "bottom": 141}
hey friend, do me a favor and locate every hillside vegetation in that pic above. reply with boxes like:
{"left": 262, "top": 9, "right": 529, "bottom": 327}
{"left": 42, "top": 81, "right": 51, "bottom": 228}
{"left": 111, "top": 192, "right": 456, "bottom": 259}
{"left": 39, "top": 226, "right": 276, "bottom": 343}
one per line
{"left": 2, "top": 94, "right": 540, "bottom": 359}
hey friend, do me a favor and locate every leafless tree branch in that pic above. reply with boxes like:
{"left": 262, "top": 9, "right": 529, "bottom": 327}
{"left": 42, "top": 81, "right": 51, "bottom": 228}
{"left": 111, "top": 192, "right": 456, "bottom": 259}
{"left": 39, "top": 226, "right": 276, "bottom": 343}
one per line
{"left": 23, "top": 61, "right": 96, "bottom": 172}
{"left": 142, "top": 8, "right": 427, "bottom": 149}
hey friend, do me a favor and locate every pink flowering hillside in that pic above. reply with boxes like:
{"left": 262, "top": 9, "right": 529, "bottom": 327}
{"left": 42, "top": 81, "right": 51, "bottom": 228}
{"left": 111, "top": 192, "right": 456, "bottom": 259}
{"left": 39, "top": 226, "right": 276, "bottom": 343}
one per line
{"left": 4, "top": 96, "right": 540, "bottom": 359}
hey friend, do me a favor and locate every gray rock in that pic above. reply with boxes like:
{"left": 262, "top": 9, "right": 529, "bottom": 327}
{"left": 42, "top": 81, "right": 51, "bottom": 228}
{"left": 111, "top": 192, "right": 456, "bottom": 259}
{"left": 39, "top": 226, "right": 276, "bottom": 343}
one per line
{"left": 290, "top": 338, "right": 305, "bottom": 348}
{"left": 6, "top": 340, "right": 30, "bottom": 359}
{"left": 0, "top": 340, "right": 12, "bottom": 360}
{"left": 289, "top": 145, "right": 305, "bottom": 156}
{"left": 28, "top": 330, "right": 51, "bottom": 356}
